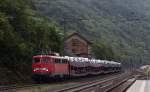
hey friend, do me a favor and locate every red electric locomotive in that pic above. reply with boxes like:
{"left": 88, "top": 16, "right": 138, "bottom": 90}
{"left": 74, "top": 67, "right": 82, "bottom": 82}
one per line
{"left": 32, "top": 55, "right": 69, "bottom": 81}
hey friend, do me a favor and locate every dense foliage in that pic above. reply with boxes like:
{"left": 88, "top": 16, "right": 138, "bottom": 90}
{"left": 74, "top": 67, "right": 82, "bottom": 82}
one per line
{"left": 0, "top": 0, "right": 62, "bottom": 84}
{"left": 92, "top": 40, "right": 114, "bottom": 60}
{"left": 0, "top": 0, "right": 114, "bottom": 85}
{"left": 33, "top": 0, "right": 150, "bottom": 66}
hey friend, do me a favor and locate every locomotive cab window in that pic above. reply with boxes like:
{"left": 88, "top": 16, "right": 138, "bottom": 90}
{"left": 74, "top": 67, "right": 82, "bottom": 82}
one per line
{"left": 33, "top": 58, "right": 41, "bottom": 63}
{"left": 33, "top": 58, "right": 49, "bottom": 63}
{"left": 55, "top": 58, "right": 61, "bottom": 63}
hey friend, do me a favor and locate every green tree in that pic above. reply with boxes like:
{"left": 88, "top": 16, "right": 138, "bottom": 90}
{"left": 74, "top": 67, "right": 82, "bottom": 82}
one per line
{"left": 92, "top": 39, "right": 114, "bottom": 60}
{"left": 0, "top": 0, "right": 63, "bottom": 84}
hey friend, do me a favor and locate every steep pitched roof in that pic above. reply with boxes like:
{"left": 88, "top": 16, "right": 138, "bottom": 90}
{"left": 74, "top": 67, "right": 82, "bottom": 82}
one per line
{"left": 65, "top": 32, "right": 92, "bottom": 44}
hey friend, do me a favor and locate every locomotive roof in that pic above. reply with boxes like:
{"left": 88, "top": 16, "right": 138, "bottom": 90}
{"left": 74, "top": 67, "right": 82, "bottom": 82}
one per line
{"left": 33, "top": 55, "right": 51, "bottom": 58}
{"left": 33, "top": 55, "right": 67, "bottom": 60}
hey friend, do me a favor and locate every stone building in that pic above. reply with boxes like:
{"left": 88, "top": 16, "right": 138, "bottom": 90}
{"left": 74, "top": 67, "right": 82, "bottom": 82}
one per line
{"left": 64, "top": 32, "right": 92, "bottom": 58}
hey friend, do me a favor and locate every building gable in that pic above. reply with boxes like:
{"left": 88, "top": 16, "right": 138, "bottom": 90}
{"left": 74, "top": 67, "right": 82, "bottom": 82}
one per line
{"left": 65, "top": 35, "right": 89, "bottom": 46}
{"left": 64, "top": 32, "right": 92, "bottom": 58}
{"left": 65, "top": 32, "right": 92, "bottom": 45}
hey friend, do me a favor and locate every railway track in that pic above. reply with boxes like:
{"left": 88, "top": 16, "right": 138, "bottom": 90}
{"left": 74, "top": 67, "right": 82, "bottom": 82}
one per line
{"left": 108, "top": 78, "right": 136, "bottom": 92}
{"left": 0, "top": 72, "right": 122, "bottom": 92}
{"left": 0, "top": 84, "right": 41, "bottom": 92}
{"left": 0, "top": 72, "right": 131, "bottom": 92}
{"left": 53, "top": 72, "right": 131, "bottom": 92}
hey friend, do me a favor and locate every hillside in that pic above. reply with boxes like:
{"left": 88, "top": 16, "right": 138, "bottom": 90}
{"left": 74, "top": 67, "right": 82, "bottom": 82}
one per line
{"left": 32, "top": 0, "right": 150, "bottom": 65}
{"left": 0, "top": 0, "right": 62, "bottom": 84}
{"left": 0, "top": 0, "right": 115, "bottom": 85}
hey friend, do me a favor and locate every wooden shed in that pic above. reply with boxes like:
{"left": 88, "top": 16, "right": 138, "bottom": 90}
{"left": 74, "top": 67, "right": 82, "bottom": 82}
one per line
{"left": 64, "top": 32, "right": 92, "bottom": 58}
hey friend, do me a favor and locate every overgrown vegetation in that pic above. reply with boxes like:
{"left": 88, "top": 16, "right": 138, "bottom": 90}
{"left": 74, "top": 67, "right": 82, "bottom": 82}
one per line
{"left": 0, "top": 0, "right": 62, "bottom": 84}
{"left": 92, "top": 40, "right": 114, "bottom": 60}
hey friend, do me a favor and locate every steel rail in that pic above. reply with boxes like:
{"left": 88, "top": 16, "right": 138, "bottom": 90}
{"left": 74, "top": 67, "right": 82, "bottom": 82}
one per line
{"left": 54, "top": 72, "right": 130, "bottom": 92}
{"left": 0, "top": 84, "right": 41, "bottom": 92}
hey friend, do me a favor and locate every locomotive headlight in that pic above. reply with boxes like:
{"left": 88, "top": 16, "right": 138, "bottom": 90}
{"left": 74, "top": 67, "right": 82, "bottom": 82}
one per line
{"left": 41, "top": 68, "right": 48, "bottom": 71}
{"left": 33, "top": 68, "right": 39, "bottom": 71}
{"left": 33, "top": 68, "right": 48, "bottom": 71}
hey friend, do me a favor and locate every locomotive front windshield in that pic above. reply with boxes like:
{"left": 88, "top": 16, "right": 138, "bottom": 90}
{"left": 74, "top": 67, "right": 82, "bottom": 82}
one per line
{"left": 33, "top": 58, "right": 41, "bottom": 63}
{"left": 33, "top": 58, "right": 49, "bottom": 63}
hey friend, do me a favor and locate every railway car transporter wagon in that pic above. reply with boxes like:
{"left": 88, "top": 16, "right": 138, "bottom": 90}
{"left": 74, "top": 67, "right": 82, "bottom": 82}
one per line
{"left": 32, "top": 54, "right": 122, "bottom": 82}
